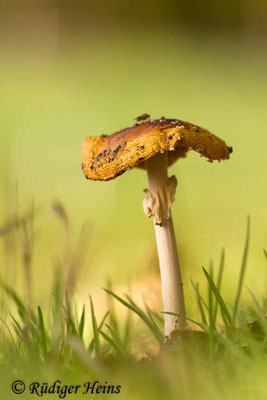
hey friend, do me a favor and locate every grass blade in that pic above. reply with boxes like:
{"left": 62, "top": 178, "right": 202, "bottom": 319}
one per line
{"left": 142, "top": 297, "right": 160, "bottom": 331}
{"left": 104, "top": 323, "right": 128, "bottom": 355}
{"left": 88, "top": 310, "right": 110, "bottom": 352}
{"left": 232, "top": 217, "right": 250, "bottom": 325}
{"left": 5, "top": 287, "right": 26, "bottom": 322}
{"left": 78, "top": 306, "right": 85, "bottom": 339}
{"left": 104, "top": 289, "right": 164, "bottom": 345}
{"left": 106, "top": 279, "right": 119, "bottom": 335}
{"left": 65, "top": 292, "right": 78, "bottom": 337}
{"left": 10, "top": 314, "right": 24, "bottom": 340}
{"left": 190, "top": 279, "right": 208, "bottom": 325}
{"left": 202, "top": 267, "right": 232, "bottom": 327}
{"left": 206, "top": 261, "right": 216, "bottom": 353}
{"left": 0, "top": 317, "right": 16, "bottom": 347}
{"left": 38, "top": 306, "right": 48, "bottom": 356}
{"left": 89, "top": 295, "right": 100, "bottom": 356}
{"left": 162, "top": 312, "right": 209, "bottom": 332}
{"left": 123, "top": 311, "right": 132, "bottom": 346}
{"left": 213, "top": 249, "right": 225, "bottom": 324}
{"left": 247, "top": 286, "right": 267, "bottom": 336}
{"left": 124, "top": 294, "right": 163, "bottom": 343}
{"left": 99, "top": 330, "right": 123, "bottom": 355}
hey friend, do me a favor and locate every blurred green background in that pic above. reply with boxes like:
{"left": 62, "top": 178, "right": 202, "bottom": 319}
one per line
{"left": 0, "top": 0, "right": 266, "bottom": 317}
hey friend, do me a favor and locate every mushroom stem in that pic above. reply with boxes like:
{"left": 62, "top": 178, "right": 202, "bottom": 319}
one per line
{"left": 145, "top": 152, "right": 187, "bottom": 337}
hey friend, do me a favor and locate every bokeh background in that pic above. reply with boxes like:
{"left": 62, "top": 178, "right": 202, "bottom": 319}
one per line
{"left": 0, "top": 0, "right": 266, "bottom": 318}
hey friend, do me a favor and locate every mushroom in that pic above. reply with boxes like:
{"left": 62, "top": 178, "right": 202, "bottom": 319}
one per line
{"left": 81, "top": 117, "right": 232, "bottom": 338}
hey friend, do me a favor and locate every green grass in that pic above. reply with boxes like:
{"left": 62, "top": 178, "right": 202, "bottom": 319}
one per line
{"left": 0, "top": 209, "right": 266, "bottom": 400}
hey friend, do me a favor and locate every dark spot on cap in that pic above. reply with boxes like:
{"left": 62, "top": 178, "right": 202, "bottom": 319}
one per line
{"left": 137, "top": 145, "right": 145, "bottom": 150}
{"left": 114, "top": 169, "right": 125, "bottom": 179}
{"left": 113, "top": 141, "right": 127, "bottom": 156}
{"left": 150, "top": 118, "right": 191, "bottom": 130}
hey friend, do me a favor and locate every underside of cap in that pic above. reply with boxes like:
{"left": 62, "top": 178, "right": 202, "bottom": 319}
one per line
{"left": 82, "top": 118, "right": 232, "bottom": 181}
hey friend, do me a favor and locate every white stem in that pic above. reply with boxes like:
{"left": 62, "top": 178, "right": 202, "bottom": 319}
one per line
{"left": 145, "top": 153, "right": 187, "bottom": 337}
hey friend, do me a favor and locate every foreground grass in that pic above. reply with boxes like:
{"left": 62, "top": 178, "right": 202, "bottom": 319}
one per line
{"left": 0, "top": 210, "right": 266, "bottom": 400}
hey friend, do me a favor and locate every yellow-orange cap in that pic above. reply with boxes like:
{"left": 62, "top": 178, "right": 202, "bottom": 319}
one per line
{"left": 82, "top": 117, "right": 232, "bottom": 181}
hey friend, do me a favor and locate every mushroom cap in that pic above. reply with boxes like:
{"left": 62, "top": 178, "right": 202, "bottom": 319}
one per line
{"left": 82, "top": 118, "right": 232, "bottom": 181}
